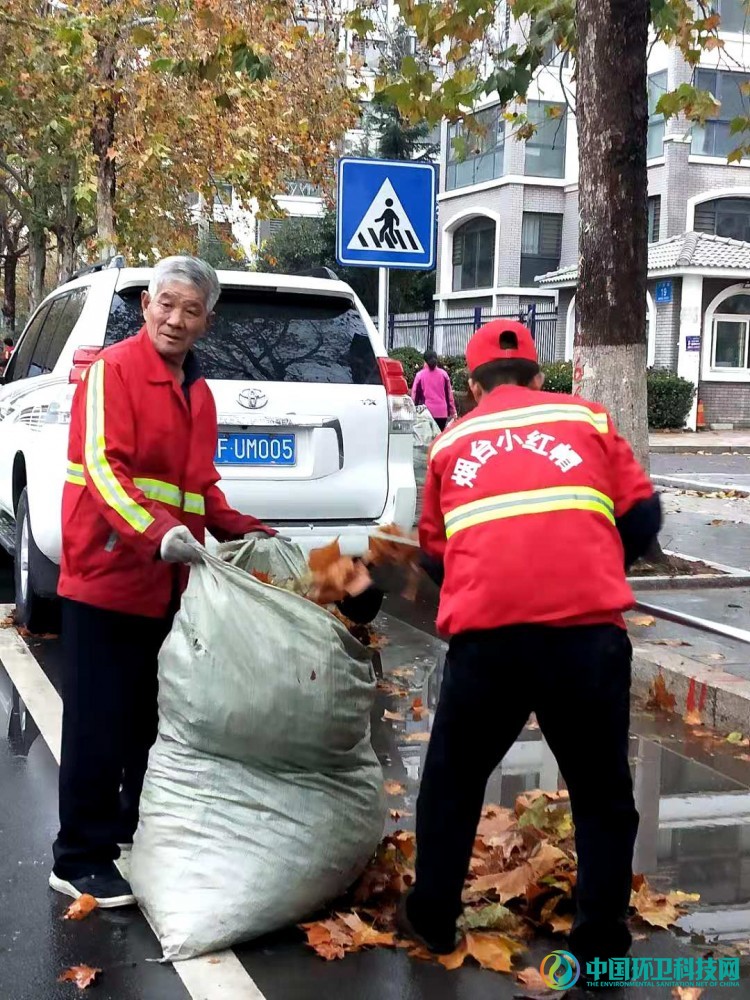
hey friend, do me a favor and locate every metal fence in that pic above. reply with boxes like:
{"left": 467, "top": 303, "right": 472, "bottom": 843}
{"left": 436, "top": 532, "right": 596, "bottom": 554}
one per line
{"left": 387, "top": 304, "right": 559, "bottom": 362}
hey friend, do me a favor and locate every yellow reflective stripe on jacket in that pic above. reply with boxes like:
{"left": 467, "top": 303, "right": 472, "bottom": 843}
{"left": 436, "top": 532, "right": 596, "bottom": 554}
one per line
{"left": 444, "top": 486, "right": 615, "bottom": 538}
{"left": 183, "top": 492, "right": 205, "bottom": 516}
{"left": 431, "top": 404, "right": 609, "bottom": 461}
{"left": 66, "top": 462, "right": 85, "bottom": 487}
{"left": 84, "top": 360, "right": 155, "bottom": 534}
{"left": 133, "top": 478, "right": 183, "bottom": 509}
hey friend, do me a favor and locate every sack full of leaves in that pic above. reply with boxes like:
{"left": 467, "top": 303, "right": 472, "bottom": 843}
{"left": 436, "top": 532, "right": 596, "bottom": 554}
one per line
{"left": 129, "top": 535, "right": 386, "bottom": 961}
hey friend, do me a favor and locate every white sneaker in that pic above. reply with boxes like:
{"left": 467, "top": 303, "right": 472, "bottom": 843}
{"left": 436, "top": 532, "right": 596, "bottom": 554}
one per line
{"left": 49, "top": 864, "right": 136, "bottom": 909}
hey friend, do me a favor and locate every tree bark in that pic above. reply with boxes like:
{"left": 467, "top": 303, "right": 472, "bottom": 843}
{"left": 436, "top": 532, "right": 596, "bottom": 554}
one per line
{"left": 27, "top": 227, "right": 46, "bottom": 312}
{"left": 3, "top": 252, "right": 18, "bottom": 332}
{"left": 575, "top": 0, "right": 650, "bottom": 470}
{"left": 92, "top": 37, "right": 117, "bottom": 256}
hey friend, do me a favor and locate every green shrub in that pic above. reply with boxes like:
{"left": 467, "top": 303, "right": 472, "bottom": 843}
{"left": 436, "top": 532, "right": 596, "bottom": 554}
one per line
{"left": 440, "top": 354, "right": 466, "bottom": 382}
{"left": 647, "top": 369, "right": 695, "bottom": 429}
{"left": 542, "top": 361, "right": 573, "bottom": 394}
{"left": 450, "top": 366, "right": 470, "bottom": 394}
{"left": 388, "top": 347, "right": 424, "bottom": 386}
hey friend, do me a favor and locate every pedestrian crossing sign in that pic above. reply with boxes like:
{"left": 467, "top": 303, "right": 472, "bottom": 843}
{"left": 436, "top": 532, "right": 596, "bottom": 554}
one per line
{"left": 336, "top": 157, "right": 437, "bottom": 270}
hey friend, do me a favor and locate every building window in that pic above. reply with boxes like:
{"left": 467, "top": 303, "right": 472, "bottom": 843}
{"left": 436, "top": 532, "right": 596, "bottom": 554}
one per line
{"left": 714, "top": 0, "right": 749, "bottom": 32}
{"left": 212, "top": 182, "right": 233, "bottom": 207}
{"left": 693, "top": 69, "right": 750, "bottom": 158}
{"left": 520, "top": 213, "right": 563, "bottom": 285}
{"left": 711, "top": 294, "right": 750, "bottom": 370}
{"left": 648, "top": 196, "right": 661, "bottom": 242}
{"left": 695, "top": 197, "right": 750, "bottom": 240}
{"left": 648, "top": 71, "right": 667, "bottom": 160}
{"left": 452, "top": 218, "right": 496, "bottom": 291}
{"left": 524, "top": 101, "right": 567, "bottom": 178}
{"left": 446, "top": 106, "right": 505, "bottom": 191}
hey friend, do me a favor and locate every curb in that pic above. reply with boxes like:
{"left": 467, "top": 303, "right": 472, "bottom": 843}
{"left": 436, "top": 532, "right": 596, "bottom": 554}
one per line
{"left": 629, "top": 549, "right": 750, "bottom": 590}
{"left": 631, "top": 647, "right": 750, "bottom": 734}
{"left": 653, "top": 475, "right": 750, "bottom": 497}
{"left": 650, "top": 444, "right": 750, "bottom": 455}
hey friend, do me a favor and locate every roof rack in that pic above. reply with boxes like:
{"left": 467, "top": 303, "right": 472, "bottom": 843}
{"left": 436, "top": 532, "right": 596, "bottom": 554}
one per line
{"left": 70, "top": 254, "right": 125, "bottom": 282}
{"left": 295, "top": 266, "right": 338, "bottom": 281}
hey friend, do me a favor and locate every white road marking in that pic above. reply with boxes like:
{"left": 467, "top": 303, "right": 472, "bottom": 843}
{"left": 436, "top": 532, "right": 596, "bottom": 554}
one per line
{"left": 0, "top": 604, "right": 267, "bottom": 1000}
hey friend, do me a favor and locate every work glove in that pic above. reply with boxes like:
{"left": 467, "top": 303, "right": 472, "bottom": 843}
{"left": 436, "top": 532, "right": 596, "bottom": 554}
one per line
{"left": 160, "top": 525, "right": 204, "bottom": 564}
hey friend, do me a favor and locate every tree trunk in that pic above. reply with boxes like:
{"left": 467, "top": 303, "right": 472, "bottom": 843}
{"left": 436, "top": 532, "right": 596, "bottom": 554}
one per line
{"left": 57, "top": 228, "right": 77, "bottom": 284}
{"left": 92, "top": 37, "right": 117, "bottom": 256}
{"left": 27, "top": 227, "right": 46, "bottom": 312}
{"left": 575, "top": 0, "right": 650, "bottom": 470}
{"left": 3, "top": 252, "right": 18, "bottom": 332}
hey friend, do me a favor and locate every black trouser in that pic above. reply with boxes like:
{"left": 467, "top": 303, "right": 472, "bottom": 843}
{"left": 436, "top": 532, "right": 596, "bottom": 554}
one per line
{"left": 434, "top": 417, "right": 448, "bottom": 431}
{"left": 412, "top": 623, "right": 638, "bottom": 959}
{"left": 53, "top": 599, "right": 173, "bottom": 878}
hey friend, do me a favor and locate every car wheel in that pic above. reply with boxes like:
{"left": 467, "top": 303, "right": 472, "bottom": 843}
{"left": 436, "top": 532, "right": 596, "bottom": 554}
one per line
{"left": 14, "top": 487, "right": 59, "bottom": 634}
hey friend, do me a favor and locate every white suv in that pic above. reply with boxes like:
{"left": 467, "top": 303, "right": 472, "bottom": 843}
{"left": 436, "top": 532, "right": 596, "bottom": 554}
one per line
{"left": 0, "top": 261, "right": 416, "bottom": 630}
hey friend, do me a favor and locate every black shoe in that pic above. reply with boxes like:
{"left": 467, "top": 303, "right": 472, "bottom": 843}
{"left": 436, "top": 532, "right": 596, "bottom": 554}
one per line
{"left": 396, "top": 890, "right": 458, "bottom": 955}
{"left": 49, "top": 863, "right": 136, "bottom": 909}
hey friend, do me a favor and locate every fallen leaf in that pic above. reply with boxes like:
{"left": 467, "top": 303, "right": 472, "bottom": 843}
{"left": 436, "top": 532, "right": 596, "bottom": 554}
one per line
{"left": 251, "top": 570, "right": 272, "bottom": 585}
{"left": 57, "top": 966, "right": 101, "bottom": 990}
{"left": 383, "top": 709, "right": 405, "bottom": 722}
{"left": 672, "top": 989, "right": 703, "bottom": 1000}
{"left": 367, "top": 525, "right": 420, "bottom": 567}
{"left": 401, "top": 564, "right": 422, "bottom": 602}
{"left": 208, "top": 958, "right": 221, "bottom": 964}
{"left": 477, "top": 805, "right": 516, "bottom": 839}
{"left": 463, "top": 903, "right": 520, "bottom": 932}
{"left": 684, "top": 709, "right": 703, "bottom": 727}
{"left": 708, "top": 652, "right": 726, "bottom": 661}
{"left": 645, "top": 638, "right": 692, "bottom": 648}
{"left": 737, "top": 753, "right": 750, "bottom": 762}
{"left": 308, "top": 539, "right": 342, "bottom": 573}
{"left": 311, "top": 555, "right": 372, "bottom": 605}
{"left": 630, "top": 878, "right": 698, "bottom": 930}
{"left": 628, "top": 613, "right": 656, "bottom": 627}
{"left": 404, "top": 731, "right": 430, "bottom": 743}
{"left": 0, "top": 615, "right": 13, "bottom": 628}
{"left": 727, "top": 732, "right": 749, "bottom": 745}
{"left": 466, "top": 863, "right": 535, "bottom": 903}
{"left": 710, "top": 519, "right": 728, "bottom": 526}
{"left": 528, "top": 842, "right": 570, "bottom": 879}
{"left": 466, "top": 931, "right": 523, "bottom": 972}
{"left": 388, "top": 809, "right": 412, "bottom": 820}
{"left": 438, "top": 937, "right": 469, "bottom": 970}
{"left": 384, "top": 780, "right": 406, "bottom": 796}
{"left": 517, "top": 966, "right": 549, "bottom": 990}
{"left": 645, "top": 672, "right": 676, "bottom": 713}
{"left": 63, "top": 894, "right": 98, "bottom": 921}
{"left": 410, "top": 697, "right": 428, "bottom": 721}
{"left": 310, "top": 670, "right": 317, "bottom": 681}
{"left": 547, "top": 912, "right": 574, "bottom": 934}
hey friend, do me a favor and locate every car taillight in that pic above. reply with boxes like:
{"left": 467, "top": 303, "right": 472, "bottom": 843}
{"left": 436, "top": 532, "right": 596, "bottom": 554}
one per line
{"left": 69, "top": 346, "right": 102, "bottom": 384}
{"left": 378, "top": 357, "right": 415, "bottom": 434}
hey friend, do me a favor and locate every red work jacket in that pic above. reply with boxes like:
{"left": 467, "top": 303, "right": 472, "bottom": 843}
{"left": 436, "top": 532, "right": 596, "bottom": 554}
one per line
{"left": 419, "top": 385, "right": 654, "bottom": 636}
{"left": 58, "top": 327, "right": 271, "bottom": 618}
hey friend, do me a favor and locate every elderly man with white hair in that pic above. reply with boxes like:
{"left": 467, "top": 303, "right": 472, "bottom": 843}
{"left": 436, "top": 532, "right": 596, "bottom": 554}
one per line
{"left": 50, "top": 256, "right": 274, "bottom": 907}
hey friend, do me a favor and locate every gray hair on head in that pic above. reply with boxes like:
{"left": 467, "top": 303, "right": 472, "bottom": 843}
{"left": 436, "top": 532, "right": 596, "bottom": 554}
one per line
{"left": 149, "top": 255, "right": 221, "bottom": 311}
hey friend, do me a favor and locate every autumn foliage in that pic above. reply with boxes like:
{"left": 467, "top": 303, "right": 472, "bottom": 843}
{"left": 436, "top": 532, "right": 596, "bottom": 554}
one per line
{"left": 301, "top": 789, "right": 699, "bottom": 973}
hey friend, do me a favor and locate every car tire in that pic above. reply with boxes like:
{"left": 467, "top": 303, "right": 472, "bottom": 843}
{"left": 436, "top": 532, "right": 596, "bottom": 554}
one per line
{"left": 14, "top": 487, "right": 60, "bottom": 634}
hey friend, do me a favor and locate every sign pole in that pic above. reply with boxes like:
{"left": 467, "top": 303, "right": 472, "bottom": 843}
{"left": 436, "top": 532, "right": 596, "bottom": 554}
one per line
{"left": 378, "top": 266, "right": 390, "bottom": 342}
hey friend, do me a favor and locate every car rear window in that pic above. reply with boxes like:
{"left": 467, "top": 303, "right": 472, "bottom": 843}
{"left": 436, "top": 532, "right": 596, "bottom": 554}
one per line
{"left": 106, "top": 287, "right": 382, "bottom": 385}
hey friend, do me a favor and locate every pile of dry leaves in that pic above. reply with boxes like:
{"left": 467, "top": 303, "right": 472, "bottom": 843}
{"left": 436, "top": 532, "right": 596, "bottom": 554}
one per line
{"left": 301, "top": 789, "right": 699, "bottom": 981}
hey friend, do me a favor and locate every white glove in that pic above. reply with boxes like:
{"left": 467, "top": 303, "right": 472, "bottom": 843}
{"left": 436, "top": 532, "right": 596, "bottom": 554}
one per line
{"left": 160, "top": 525, "right": 203, "bottom": 564}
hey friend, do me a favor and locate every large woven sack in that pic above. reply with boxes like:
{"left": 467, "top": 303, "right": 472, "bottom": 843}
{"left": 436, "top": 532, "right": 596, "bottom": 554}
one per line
{"left": 130, "top": 536, "right": 385, "bottom": 960}
{"left": 413, "top": 405, "right": 441, "bottom": 446}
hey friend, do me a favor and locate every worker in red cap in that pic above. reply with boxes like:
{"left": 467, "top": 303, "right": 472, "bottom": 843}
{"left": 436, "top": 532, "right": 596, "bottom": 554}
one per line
{"left": 400, "top": 320, "right": 661, "bottom": 968}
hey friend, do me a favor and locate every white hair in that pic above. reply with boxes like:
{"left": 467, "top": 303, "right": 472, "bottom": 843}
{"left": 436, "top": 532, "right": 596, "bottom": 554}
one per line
{"left": 148, "top": 256, "right": 221, "bottom": 311}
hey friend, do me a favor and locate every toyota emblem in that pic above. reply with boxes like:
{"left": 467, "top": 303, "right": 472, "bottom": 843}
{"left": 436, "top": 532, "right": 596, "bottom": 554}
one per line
{"left": 238, "top": 388, "right": 268, "bottom": 410}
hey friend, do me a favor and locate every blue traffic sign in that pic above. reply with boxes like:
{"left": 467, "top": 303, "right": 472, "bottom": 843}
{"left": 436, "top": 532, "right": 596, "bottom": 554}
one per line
{"left": 336, "top": 157, "right": 437, "bottom": 270}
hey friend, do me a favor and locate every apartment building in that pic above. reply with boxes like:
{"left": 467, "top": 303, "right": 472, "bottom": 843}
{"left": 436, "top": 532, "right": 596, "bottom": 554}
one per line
{"left": 436, "top": 0, "right": 750, "bottom": 427}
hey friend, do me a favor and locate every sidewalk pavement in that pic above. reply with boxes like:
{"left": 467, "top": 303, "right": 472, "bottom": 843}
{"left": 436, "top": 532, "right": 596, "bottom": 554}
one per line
{"left": 650, "top": 430, "right": 750, "bottom": 453}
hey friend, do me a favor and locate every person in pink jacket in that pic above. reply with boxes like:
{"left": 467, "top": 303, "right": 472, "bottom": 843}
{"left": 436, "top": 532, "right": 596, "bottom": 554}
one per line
{"left": 411, "top": 351, "right": 456, "bottom": 430}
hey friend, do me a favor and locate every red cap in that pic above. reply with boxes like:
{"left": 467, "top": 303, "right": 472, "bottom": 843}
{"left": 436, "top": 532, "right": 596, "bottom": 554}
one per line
{"left": 465, "top": 320, "right": 538, "bottom": 374}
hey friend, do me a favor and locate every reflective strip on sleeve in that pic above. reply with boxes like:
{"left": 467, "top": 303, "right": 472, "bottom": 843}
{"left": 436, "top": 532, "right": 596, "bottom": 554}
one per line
{"left": 133, "top": 478, "right": 183, "bottom": 508}
{"left": 430, "top": 404, "right": 609, "bottom": 461}
{"left": 444, "top": 485, "right": 615, "bottom": 538}
{"left": 183, "top": 492, "right": 205, "bottom": 516}
{"left": 66, "top": 462, "right": 86, "bottom": 486}
{"left": 84, "top": 360, "right": 155, "bottom": 534}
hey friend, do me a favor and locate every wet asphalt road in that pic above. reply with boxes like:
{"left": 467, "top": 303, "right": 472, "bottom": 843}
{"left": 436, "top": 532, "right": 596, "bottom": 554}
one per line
{"left": 652, "top": 453, "right": 750, "bottom": 490}
{"left": 2, "top": 550, "right": 750, "bottom": 999}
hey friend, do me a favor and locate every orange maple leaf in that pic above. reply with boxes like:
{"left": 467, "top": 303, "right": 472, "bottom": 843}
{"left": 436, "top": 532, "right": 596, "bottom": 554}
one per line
{"left": 63, "top": 894, "right": 98, "bottom": 921}
{"left": 57, "top": 965, "right": 101, "bottom": 989}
